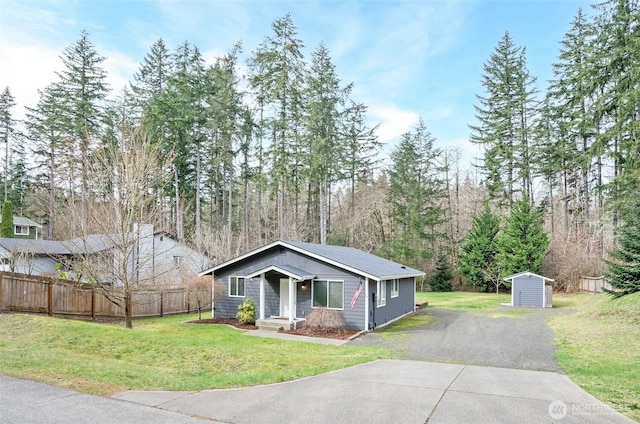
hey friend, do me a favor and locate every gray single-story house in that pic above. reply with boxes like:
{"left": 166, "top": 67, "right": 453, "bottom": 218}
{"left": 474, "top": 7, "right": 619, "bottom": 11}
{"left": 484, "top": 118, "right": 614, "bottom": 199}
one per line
{"left": 199, "top": 240, "right": 425, "bottom": 331}
{"left": 504, "top": 271, "right": 554, "bottom": 308}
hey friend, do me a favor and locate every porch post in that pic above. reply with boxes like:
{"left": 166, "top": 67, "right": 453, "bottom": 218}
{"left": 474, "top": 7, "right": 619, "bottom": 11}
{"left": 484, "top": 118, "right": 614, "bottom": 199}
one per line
{"left": 364, "top": 277, "right": 370, "bottom": 331}
{"left": 289, "top": 277, "right": 295, "bottom": 325}
{"left": 259, "top": 273, "right": 265, "bottom": 320}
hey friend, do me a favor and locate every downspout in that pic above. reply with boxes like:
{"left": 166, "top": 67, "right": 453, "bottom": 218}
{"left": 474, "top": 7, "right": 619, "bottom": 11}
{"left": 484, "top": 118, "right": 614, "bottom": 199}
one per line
{"left": 211, "top": 272, "right": 215, "bottom": 318}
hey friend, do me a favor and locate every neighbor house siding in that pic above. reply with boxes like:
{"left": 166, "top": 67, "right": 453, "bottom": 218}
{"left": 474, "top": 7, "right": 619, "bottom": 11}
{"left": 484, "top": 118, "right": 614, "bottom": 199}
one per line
{"left": 512, "top": 275, "right": 543, "bottom": 307}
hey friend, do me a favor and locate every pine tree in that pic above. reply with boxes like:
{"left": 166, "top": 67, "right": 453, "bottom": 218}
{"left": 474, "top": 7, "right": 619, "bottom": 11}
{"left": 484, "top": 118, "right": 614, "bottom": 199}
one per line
{"left": 470, "top": 32, "right": 538, "bottom": 207}
{"left": 248, "top": 14, "right": 306, "bottom": 239}
{"left": 1, "top": 200, "right": 13, "bottom": 238}
{"left": 592, "top": 0, "right": 640, "bottom": 210}
{"left": 0, "top": 87, "right": 16, "bottom": 203}
{"left": 25, "top": 84, "right": 67, "bottom": 239}
{"left": 545, "top": 8, "right": 599, "bottom": 236}
{"left": 496, "top": 197, "right": 550, "bottom": 280}
{"left": 384, "top": 119, "right": 447, "bottom": 269}
{"left": 305, "top": 43, "right": 346, "bottom": 244}
{"left": 604, "top": 187, "right": 640, "bottom": 297}
{"left": 429, "top": 253, "right": 454, "bottom": 292}
{"left": 55, "top": 30, "right": 110, "bottom": 234}
{"left": 459, "top": 203, "right": 501, "bottom": 292}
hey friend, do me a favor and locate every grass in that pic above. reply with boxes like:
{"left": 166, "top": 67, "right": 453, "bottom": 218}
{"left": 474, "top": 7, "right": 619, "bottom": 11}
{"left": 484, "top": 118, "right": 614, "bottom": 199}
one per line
{"left": 0, "top": 312, "right": 389, "bottom": 396}
{"left": 417, "top": 291, "right": 511, "bottom": 310}
{"left": 549, "top": 292, "right": 640, "bottom": 422}
{"left": 416, "top": 291, "right": 533, "bottom": 318}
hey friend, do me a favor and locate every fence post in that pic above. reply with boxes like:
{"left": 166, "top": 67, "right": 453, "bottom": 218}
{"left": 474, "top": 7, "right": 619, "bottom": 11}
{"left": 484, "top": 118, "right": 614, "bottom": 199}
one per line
{"left": 47, "top": 281, "right": 53, "bottom": 316}
{"left": 160, "top": 291, "right": 164, "bottom": 317}
{"left": 91, "top": 288, "right": 96, "bottom": 320}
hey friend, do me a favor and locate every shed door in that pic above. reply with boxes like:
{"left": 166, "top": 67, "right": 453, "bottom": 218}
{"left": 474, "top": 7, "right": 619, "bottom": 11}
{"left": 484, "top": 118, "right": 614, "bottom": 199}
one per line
{"left": 280, "top": 278, "right": 290, "bottom": 317}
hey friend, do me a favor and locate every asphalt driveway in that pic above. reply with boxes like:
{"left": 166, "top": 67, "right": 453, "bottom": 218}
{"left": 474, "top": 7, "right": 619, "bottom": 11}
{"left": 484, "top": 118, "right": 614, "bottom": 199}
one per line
{"left": 348, "top": 306, "right": 569, "bottom": 371}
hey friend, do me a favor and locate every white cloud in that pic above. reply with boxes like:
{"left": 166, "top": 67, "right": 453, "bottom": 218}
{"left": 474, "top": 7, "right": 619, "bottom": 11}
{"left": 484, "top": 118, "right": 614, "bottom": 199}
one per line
{"left": 0, "top": 37, "right": 64, "bottom": 119}
{"left": 369, "top": 103, "right": 420, "bottom": 146}
{"left": 103, "top": 49, "right": 139, "bottom": 96}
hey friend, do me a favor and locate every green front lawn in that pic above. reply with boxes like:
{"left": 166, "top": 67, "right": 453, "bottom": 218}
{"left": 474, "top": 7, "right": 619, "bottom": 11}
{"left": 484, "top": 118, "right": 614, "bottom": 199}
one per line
{"left": 549, "top": 292, "right": 640, "bottom": 422}
{"left": 0, "top": 313, "right": 389, "bottom": 396}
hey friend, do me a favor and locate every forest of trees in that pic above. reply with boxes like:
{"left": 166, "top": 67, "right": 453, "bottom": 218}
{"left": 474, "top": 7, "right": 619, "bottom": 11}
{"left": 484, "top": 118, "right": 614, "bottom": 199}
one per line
{"left": 0, "top": 1, "right": 638, "bottom": 290}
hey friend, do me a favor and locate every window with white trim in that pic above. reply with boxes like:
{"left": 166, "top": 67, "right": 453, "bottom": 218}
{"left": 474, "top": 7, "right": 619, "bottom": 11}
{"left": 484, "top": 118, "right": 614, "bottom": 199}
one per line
{"left": 391, "top": 279, "right": 399, "bottom": 298}
{"left": 312, "top": 280, "right": 344, "bottom": 309}
{"left": 229, "top": 276, "right": 245, "bottom": 297}
{"left": 377, "top": 279, "right": 386, "bottom": 307}
{"left": 14, "top": 225, "right": 29, "bottom": 236}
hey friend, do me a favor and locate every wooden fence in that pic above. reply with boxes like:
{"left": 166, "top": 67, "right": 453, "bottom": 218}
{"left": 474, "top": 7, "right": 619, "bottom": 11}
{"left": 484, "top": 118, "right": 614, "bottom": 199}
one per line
{"left": 0, "top": 272, "right": 211, "bottom": 319}
{"left": 579, "top": 276, "right": 612, "bottom": 293}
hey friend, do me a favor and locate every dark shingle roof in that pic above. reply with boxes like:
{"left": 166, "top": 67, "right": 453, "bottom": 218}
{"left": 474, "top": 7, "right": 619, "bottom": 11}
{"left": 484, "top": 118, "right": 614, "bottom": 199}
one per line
{"left": 283, "top": 240, "right": 424, "bottom": 280}
{"left": 201, "top": 240, "right": 425, "bottom": 280}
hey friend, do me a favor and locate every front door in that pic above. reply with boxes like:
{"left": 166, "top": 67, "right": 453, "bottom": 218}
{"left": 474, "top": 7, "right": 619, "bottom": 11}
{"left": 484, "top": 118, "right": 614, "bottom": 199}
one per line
{"left": 280, "top": 278, "right": 290, "bottom": 317}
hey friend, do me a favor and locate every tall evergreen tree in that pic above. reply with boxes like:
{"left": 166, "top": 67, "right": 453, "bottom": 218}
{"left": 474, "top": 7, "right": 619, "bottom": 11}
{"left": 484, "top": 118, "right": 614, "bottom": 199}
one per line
{"left": 496, "top": 196, "right": 550, "bottom": 279}
{"left": 459, "top": 202, "right": 501, "bottom": 292}
{"left": 342, "top": 101, "right": 380, "bottom": 247}
{"left": 25, "top": 84, "right": 67, "bottom": 239}
{"left": 592, "top": 0, "right": 640, "bottom": 210}
{"left": 470, "top": 32, "right": 538, "bottom": 207}
{"left": 546, "top": 8, "right": 599, "bottom": 236}
{"left": 1, "top": 200, "right": 13, "bottom": 238}
{"left": 304, "top": 43, "right": 346, "bottom": 244}
{"left": 384, "top": 119, "right": 447, "bottom": 269}
{"left": 248, "top": 14, "right": 306, "bottom": 239}
{"left": 604, "top": 187, "right": 640, "bottom": 297}
{"left": 55, "top": 30, "right": 110, "bottom": 234}
{"left": 0, "top": 87, "right": 16, "bottom": 203}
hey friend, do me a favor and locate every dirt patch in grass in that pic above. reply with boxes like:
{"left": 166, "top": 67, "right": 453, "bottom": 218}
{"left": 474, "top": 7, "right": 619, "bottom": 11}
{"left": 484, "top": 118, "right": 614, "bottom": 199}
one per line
{"left": 186, "top": 318, "right": 257, "bottom": 330}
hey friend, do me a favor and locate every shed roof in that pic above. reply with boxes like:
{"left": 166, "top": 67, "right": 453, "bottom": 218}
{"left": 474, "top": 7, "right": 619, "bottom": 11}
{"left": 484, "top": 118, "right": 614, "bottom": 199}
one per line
{"left": 200, "top": 240, "right": 425, "bottom": 281}
{"left": 503, "top": 271, "right": 554, "bottom": 282}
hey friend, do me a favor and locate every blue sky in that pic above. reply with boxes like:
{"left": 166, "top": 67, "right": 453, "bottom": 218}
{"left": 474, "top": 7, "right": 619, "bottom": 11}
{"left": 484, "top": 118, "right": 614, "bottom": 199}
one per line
{"left": 1, "top": 0, "right": 593, "bottom": 169}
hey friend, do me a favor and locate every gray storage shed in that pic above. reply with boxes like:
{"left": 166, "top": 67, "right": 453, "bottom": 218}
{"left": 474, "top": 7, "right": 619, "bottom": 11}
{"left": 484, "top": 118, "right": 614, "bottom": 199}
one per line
{"left": 504, "top": 271, "right": 554, "bottom": 308}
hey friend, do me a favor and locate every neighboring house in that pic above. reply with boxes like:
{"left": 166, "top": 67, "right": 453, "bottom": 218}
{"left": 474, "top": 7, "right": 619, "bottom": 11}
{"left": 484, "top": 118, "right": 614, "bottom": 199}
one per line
{"left": 200, "top": 240, "right": 425, "bottom": 331}
{"left": 0, "top": 224, "right": 212, "bottom": 288}
{"left": 504, "top": 271, "right": 554, "bottom": 308}
{"left": 0, "top": 215, "right": 43, "bottom": 239}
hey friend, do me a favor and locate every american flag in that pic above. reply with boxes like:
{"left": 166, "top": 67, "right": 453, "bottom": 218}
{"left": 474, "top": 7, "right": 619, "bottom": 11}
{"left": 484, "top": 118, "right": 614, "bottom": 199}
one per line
{"left": 351, "top": 280, "right": 364, "bottom": 309}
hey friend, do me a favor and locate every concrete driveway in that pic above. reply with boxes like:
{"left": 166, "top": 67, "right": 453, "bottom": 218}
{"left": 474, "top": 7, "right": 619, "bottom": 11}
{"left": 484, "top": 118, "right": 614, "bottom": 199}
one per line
{"left": 2, "top": 360, "right": 635, "bottom": 423}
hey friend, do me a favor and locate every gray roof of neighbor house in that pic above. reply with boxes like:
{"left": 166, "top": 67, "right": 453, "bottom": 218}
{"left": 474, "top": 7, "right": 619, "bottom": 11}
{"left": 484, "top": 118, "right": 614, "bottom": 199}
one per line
{"left": 0, "top": 215, "right": 43, "bottom": 228}
{"left": 200, "top": 240, "right": 426, "bottom": 281}
{"left": 0, "top": 238, "right": 71, "bottom": 255}
{"left": 0, "top": 234, "right": 116, "bottom": 256}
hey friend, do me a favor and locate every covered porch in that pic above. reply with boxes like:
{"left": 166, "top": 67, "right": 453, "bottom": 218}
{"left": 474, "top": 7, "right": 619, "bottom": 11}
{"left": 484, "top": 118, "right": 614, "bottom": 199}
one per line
{"left": 245, "top": 264, "right": 315, "bottom": 330}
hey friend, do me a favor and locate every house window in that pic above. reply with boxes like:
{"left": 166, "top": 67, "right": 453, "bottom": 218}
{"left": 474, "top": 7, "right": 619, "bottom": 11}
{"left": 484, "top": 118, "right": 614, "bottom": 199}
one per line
{"left": 391, "top": 279, "right": 399, "bottom": 298}
{"left": 14, "top": 225, "right": 29, "bottom": 236}
{"left": 229, "top": 276, "right": 245, "bottom": 297}
{"left": 312, "top": 280, "right": 344, "bottom": 310}
{"left": 377, "top": 280, "right": 386, "bottom": 307}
